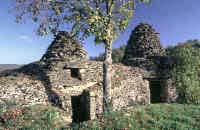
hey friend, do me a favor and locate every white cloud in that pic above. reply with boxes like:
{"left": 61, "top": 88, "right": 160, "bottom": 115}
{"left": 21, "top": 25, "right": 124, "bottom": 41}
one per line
{"left": 18, "top": 35, "right": 33, "bottom": 43}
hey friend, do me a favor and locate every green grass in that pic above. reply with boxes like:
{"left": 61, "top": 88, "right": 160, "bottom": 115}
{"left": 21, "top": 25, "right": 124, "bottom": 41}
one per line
{"left": 0, "top": 104, "right": 66, "bottom": 130}
{"left": 0, "top": 103, "right": 199, "bottom": 130}
{"left": 75, "top": 104, "right": 200, "bottom": 130}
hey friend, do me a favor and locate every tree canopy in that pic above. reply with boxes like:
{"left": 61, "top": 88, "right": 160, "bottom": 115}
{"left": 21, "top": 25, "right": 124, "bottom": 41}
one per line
{"left": 14, "top": 0, "right": 150, "bottom": 43}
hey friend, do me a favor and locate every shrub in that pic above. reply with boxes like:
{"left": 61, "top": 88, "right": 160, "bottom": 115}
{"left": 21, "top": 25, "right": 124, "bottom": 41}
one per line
{"left": 91, "top": 45, "right": 126, "bottom": 63}
{"left": 167, "top": 40, "right": 200, "bottom": 104}
{"left": 21, "top": 106, "right": 64, "bottom": 130}
{"left": 0, "top": 104, "right": 64, "bottom": 130}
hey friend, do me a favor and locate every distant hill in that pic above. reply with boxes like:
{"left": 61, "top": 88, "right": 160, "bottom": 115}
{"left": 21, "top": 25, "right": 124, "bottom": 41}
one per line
{"left": 0, "top": 64, "right": 22, "bottom": 72}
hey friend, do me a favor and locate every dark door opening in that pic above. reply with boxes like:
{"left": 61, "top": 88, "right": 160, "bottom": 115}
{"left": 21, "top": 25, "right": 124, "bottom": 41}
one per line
{"left": 71, "top": 91, "right": 90, "bottom": 123}
{"left": 150, "top": 80, "right": 162, "bottom": 103}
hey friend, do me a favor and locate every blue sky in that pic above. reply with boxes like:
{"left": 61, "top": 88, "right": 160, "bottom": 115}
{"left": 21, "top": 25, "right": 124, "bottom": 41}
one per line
{"left": 0, "top": 0, "right": 200, "bottom": 64}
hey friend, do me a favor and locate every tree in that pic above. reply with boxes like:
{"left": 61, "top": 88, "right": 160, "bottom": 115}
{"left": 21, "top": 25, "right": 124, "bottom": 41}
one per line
{"left": 13, "top": 0, "right": 151, "bottom": 111}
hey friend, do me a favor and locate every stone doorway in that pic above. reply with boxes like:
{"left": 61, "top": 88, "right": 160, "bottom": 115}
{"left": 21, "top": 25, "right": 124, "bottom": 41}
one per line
{"left": 149, "top": 80, "right": 163, "bottom": 103}
{"left": 71, "top": 91, "right": 90, "bottom": 123}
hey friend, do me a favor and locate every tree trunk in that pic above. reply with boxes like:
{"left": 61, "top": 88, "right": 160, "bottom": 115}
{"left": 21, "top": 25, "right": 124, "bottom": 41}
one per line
{"left": 103, "top": 0, "right": 114, "bottom": 113}
{"left": 103, "top": 42, "right": 112, "bottom": 112}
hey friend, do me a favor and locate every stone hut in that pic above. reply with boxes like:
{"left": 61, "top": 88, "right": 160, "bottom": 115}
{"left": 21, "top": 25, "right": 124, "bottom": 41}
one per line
{"left": 123, "top": 23, "right": 177, "bottom": 103}
{"left": 40, "top": 31, "right": 89, "bottom": 87}
{"left": 0, "top": 25, "right": 177, "bottom": 124}
{"left": 39, "top": 31, "right": 150, "bottom": 122}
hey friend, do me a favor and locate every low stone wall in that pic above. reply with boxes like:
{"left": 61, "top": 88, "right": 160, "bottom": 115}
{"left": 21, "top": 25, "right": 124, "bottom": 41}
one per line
{"left": 0, "top": 76, "right": 48, "bottom": 106}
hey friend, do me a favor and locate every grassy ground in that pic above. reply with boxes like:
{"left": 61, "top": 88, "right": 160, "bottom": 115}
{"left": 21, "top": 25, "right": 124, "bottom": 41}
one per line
{"left": 0, "top": 103, "right": 199, "bottom": 130}
{"left": 75, "top": 104, "right": 200, "bottom": 130}
{"left": 0, "top": 104, "right": 67, "bottom": 130}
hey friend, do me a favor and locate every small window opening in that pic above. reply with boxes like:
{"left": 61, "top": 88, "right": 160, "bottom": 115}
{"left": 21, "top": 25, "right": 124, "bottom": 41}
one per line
{"left": 71, "top": 68, "right": 81, "bottom": 79}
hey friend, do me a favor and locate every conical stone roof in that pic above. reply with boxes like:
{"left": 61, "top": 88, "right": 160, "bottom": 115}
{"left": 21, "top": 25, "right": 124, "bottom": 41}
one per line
{"left": 40, "top": 31, "right": 88, "bottom": 69}
{"left": 123, "top": 23, "right": 165, "bottom": 62}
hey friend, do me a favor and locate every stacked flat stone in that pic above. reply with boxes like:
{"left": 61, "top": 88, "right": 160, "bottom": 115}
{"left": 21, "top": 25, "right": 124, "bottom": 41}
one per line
{"left": 40, "top": 31, "right": 88, "bottom": 70}
{"left": 122, "top": 23, "right": 169, "bottom": 79}
{"left": 123, "top": 23, "right": 165, "bottom": 61}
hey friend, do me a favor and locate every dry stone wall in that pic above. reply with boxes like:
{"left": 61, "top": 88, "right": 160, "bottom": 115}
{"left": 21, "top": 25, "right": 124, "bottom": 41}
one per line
{"left": 40, "top": 31, "right": 88, "bottom": 71}
{"left": 112, "top": 77, "right": 150, "bottom": 109}
{"left": 123, "top": 23, "right": 165, "bottom": 61}
{"left": 0, "top": 76, "right": 48, "bottom": 106}
{"left": 0, "top": 61, "right": 150, "bottom": 122}
{"left": 122, "top": 23, "right": 170, "bottom": 79}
